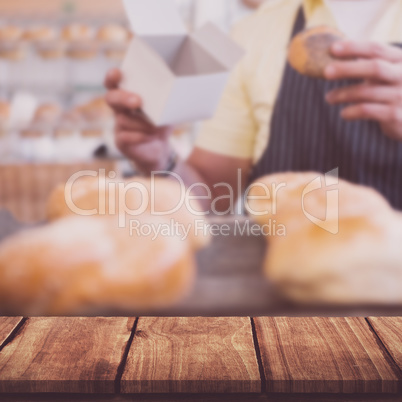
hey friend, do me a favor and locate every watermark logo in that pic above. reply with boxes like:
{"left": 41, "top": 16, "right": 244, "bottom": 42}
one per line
{"left": 302, "top": 168, "right": 339, "bottom": 235}
{"left": 63, "top": 168, "right": 340, "bottom": 238}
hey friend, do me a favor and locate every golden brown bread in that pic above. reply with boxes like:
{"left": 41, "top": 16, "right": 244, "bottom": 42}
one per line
{"left": 20, "top": 103, "right": 63, "bottom": 138}
{"left": 78, "top": 97, "right": 113, "bottom": 122}
{"left": 22, "top": 26, "right": 57, "bottom": 42}
{"left": 97, "top": 24, "right": 129, "bottom": 59}
{"left": 62, "top": 24, "right": 93, "bottom": 42}
{"left": 47, "top": 175, "right": 210, "bottom": 251}
{"left": 96, "top": 24, "right": 129, "bottom": 43}
{"left": 0, "top": 26, "right": 26, "bottom": 60}
{"left": 78, "top": 97, "right": 114, "bottom": 137}
{"left": 32, "top": 103, "right": 63, "bottom": 125}
{"left": 0, "top": 25, "right": 23, "bottom": 41}
{"left": 288, "top": 25, "right": 345, "bottom": 78}
{"left": 23, "top": 26, "right": 65, "bottom": 59}
{"left": 248, "top": 172, "right": 402, "bottom": 305}
{"left": 0, "top": 215, "right": 196, "bottom": 316}
{"left": 62, "top": 24, "right": 96, "bottom": 59}
{"left": 0, "top": 100, "right": 10, "bottom": 127}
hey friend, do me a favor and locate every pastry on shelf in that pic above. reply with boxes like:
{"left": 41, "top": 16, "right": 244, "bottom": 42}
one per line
{"left": 78, "top": 97, "right": 114, "bottom": 138}
{"left": 54, "top": 109, "right": 84, "bottom": 138}
{"left": 0, "top": 25, "right": 22, "bottom": 41}
{"left": 23, "top": 26, "right": 65, "bottom": 60}
{"left": 0, "top": 25, "right": 25, "bottom": 61}
{"left": 33, "top": 103, "right": 63, "bottom": 125}
{"left": 62, "top": 23, "right": 97, "bottom": 60}
{"left": 242, "top": 0, "right": 266, "bottom": 9}
{"left": 22, "top": 26, "right": 56, "bottom": 41}
{"left": 0, "top": 100, "right": 10, "bottom": 136}
{"left": 21, "top": 103, "right": 62, "bottom": 138}
{"left": 97, "top": 24, "right": 130, "bottom": 59}
{"left": 0, "top": 100, "right": 10, "bottom": 125}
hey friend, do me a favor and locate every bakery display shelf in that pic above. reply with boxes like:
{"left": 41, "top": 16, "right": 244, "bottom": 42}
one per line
{"left": 1, "top": 209, "right": 401, "bottom": 318}
{"left": 0, "top": 21, "right": 131, "bottom": 62}
{"left": 0, "top": 40, "right": 129, "bottom": 62}
{"left": 1, "top": 84, "right": 105, "bottom": 96}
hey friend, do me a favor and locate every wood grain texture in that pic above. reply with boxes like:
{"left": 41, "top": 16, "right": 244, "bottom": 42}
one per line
{"left": 0, "top": 317, "right": 23, "bottom": 347}
{"left": 1, "top": 393, "right": 402, "bottom": 402}
{"left": 368, "top": 318, "right": 402, "bottom": 372}
{"left": 254, "top": 317, "right": 401, "bottom": 394}
{"left": 0, "top": 317, "right": 135, "bottom": 394}
{"left": 121, "top": 317, "right": 261, "bottom": 394}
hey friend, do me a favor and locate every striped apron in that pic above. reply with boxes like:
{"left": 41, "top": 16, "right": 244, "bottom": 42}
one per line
{"left": 250, "top": 8, "right": 402, "bottom": 210}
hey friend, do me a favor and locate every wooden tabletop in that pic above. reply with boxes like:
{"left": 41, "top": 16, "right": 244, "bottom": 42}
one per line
{"left": 0, "top": 317, "right": 401, "bottom": 401}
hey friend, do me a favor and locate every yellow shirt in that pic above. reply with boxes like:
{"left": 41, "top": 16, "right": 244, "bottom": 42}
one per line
{"left": 195, "top": 0, "right": 402, "bottom": 163}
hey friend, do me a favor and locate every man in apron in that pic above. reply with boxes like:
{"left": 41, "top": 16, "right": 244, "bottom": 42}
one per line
{"left": 105, "top": 0, "right": 402, "bottom": 213}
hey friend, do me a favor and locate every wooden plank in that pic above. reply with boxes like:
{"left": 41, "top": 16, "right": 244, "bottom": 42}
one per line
{"left": 1, "top": 394, "right": 402, "bottom": 402}
{"left": 121, "top": 317, "right": 261, "bottom": 394}
{"left": 254, "top": 317, "right": 401, "bottom": 394}
{"left": 0, "top": 317, "right": 135, "bottom": 394}
{"left": 0, "top": 318, "right": 23, "bottom": 347}
{"left": 367, "top": 318, "right": 402, "bottom": 372}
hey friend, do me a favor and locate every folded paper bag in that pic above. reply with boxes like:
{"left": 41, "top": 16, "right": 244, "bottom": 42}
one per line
{"left": 120, "top": 0, "right": 244, "bottom": 127}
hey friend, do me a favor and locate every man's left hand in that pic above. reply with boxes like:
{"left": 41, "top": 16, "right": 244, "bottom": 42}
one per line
{"left": 325, "top": 41, "right": 402, "bottom": 141}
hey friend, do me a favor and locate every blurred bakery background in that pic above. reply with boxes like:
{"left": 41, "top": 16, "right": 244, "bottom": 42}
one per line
{"left": 0, "top": 0, "right": 265, "bottom": 222}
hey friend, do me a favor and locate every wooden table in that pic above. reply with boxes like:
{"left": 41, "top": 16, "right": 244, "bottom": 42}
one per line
{"left": 0, "top": 316, "right": 401, "bottom": 401}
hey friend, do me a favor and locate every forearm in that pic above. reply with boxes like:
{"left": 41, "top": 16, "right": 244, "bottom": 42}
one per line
{"left": 139, "top": 146, "right": 252, "bottom": 215}
{"left": 172, "top": 159, "right": 214, "bottom": 213}
{"left": 172, "top": 149, "right": 252, "bottom": 215}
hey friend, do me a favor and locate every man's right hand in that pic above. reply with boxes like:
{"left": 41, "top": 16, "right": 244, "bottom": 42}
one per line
{"left": 104, "top": 69, "right": 174, "bottom": 174}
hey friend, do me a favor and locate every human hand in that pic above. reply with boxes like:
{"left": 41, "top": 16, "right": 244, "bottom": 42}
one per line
{"left": 325, "top": 41, "right": 402, "bottom": 140}
{"left": 104, "top": 69, "right": 174, "bottom": 173}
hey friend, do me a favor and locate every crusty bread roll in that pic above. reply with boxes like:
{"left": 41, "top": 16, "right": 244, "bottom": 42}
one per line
{"left": 96, "top": 24, "right": 129, "bottom": 43}
{"left": 288, "top": 25, "right": 344, "bottom": 78}
{"left": 97, "top": 24, "right": 129, "bottom": 59}
{"left": 0, "top": 215, "right": 195, "bottom": 316}
{"left": 21, "top": 103, "right": 63, "bottom": 138}
{"left": 79, "top": 97, "right": 113, "bottom": 121}
{"left": 248, "top": 173, "right": 402, "bottom": 305}
{"left": 62, "top": 24, "right": 96, "bottom": 60}
{"left": 47, "top": 175, "right": 210, "bottom": 251}
{"left": 78, "top": 97, "right": 114, "bottom": 137}
{"left": 62, "top": 23, "right": 93, "bottom": 42}
{"left": 242, "top": 0, "right": 266, "bottom": 9}
{"left": 33, "top": 103, "right": 62, "bottom": 125}
{"left": 0, "top": 100, "right": 9, "bottom": 137}
{"left": 0, "top": 100, "right": 10, "bottom": 126}
{"left": 23, "top": 26, "right": 65, "bottom": 59}
{"left": 0, "top": 25, "right": 22, "bottom": 41}
{"left": 22, "top": 26, "right": 57, "bottom": 42}
{"left": 0, "top": 26, "right": 25, "bottom": 61}
{"left": 54, "top": 109, "right": 84, "bottom": 138}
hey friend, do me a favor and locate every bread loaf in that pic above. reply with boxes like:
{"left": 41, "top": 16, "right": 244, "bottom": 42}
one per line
{"left": 0, "top": 215, "right": 195, "bottom": 316}
{"left": 248, "top": 173, "right": 402, "bottom": 305}
{"left": 47, "top": 175, "right": 210, "bottom": 251}
{"left": 288, "top": 26, "right": 345, "bottom": 78}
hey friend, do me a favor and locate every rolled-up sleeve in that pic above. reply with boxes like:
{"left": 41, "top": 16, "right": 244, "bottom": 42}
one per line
{"left": 195, "top": 58, "right": 258, "bottom": 160}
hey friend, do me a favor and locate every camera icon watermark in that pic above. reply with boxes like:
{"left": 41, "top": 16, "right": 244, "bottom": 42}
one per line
{"left": 302, "top": 168, "right": 339, "bottom": 235}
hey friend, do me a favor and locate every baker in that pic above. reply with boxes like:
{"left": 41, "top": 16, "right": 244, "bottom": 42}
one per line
{"left": 105, "top": 0, "right": 402, "bottom": 213}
